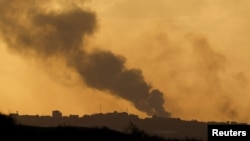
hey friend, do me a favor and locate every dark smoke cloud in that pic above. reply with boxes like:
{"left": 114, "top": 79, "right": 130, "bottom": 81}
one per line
{"left": 0, "top": 0, "right": 96, "bottom": 57}
{"left": 72, "top": 50, "right": 169, "bottom": 116}
{"left": 0, "top": 0, "right": 170, "bottom": 117}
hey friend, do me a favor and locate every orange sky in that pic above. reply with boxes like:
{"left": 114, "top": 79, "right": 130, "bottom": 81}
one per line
{"left": 0, "top": 0, "right": 250, "bottom": 123}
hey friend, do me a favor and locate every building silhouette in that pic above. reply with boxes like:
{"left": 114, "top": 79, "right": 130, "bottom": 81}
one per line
{"left": 52, "top": 110, "right": 62, "bottom": 118}
{"left": 9, "top": 110, "right": 247, "bottom": 140}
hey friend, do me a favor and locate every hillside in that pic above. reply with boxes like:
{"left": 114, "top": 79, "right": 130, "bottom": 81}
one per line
{"left": 1, "top": 113, "right": 202, "bottom": 141}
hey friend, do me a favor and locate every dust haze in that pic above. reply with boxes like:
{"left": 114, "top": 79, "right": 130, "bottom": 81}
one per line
{"left": 0, "top": 0, "right": 250, "bottom": 122}
{"left": 0, "top": 0, "right": 170, "bottom": 117}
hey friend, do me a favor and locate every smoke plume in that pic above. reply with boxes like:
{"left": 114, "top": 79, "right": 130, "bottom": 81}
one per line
{"left": 0, "top": 0, "right": 170, "bottom": 117}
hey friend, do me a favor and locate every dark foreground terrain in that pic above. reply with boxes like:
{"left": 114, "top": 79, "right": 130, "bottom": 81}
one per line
{"left": 0, "top": 114, "right": 202, "bottom": 141}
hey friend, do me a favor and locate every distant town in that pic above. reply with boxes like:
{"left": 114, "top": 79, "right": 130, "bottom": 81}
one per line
{"left": 9, "top": 110, "right": 247, "bottom": 140}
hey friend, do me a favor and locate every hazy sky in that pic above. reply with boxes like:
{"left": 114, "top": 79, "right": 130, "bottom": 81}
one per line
{"left": 0, "top": 0, "right": 250, "bottom": 123}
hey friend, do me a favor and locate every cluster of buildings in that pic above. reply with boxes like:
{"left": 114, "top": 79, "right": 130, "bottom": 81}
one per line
{"left": 8, "top": 110, "right": 246, "bottom": 140}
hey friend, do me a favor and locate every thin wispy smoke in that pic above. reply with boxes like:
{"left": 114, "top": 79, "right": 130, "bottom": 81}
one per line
{"left": 0, "top": 0, "right": 170, "bottom": 117}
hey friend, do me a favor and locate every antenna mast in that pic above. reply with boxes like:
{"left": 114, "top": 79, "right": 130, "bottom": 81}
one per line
{"left": 100, "top": 104, "right": 102, "bottom": 113}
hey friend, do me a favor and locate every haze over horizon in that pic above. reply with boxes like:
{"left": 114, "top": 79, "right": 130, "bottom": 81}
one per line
{"left": 1, "top": 0, "right": 250, "bottom": 123}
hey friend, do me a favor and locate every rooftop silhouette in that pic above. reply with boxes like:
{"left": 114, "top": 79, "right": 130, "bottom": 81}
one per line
{"left": 7, "top": 110, "right": 247, "bottom": 140}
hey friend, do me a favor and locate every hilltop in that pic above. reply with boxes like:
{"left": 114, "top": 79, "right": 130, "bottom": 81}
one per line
{"left": 1, "top": 113, "right": 203, "bottom": 141}
{"left": 7, "top": 110, "right": 246, "bottom": 140}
